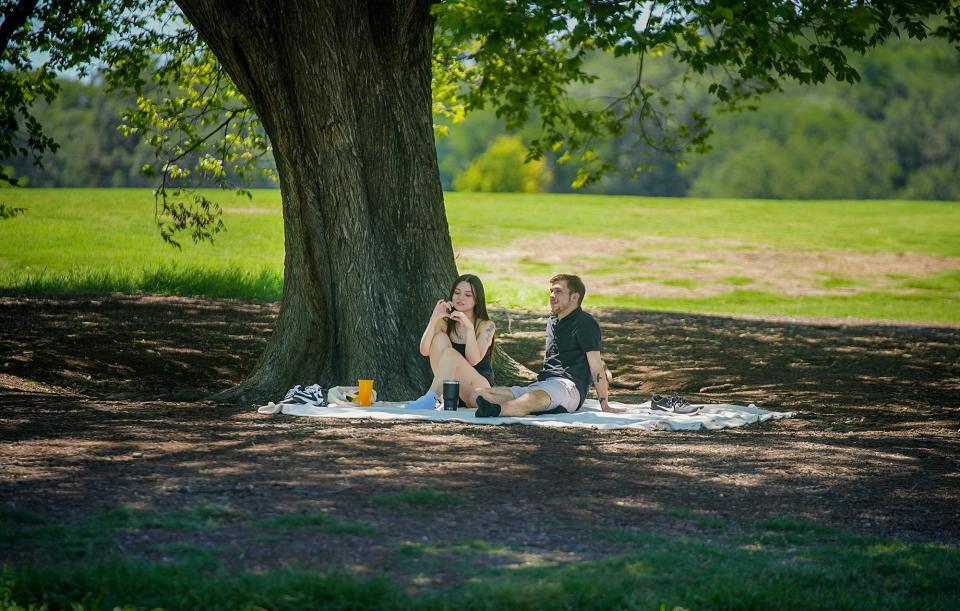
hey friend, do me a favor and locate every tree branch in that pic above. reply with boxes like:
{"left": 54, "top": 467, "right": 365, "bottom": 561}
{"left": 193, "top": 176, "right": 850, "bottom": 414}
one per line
{"left": 0, "top": 0, "right": 39, "bottom": 55}
{"left": 166, "top": 107, "right": 249, "bottom": 165}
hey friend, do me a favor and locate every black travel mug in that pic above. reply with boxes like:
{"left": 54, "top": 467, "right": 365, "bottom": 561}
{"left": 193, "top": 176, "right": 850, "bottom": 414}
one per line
{"left": 442, "top": 380, "right": 460, "bottom": 410}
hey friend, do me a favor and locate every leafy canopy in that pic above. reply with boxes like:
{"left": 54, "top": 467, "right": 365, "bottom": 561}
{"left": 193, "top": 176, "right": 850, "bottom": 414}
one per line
{"left": 1, "top": 0, "right": 155, "bottom": 184}
{"left": 1, "top": 0, "right": 270, "bottom": 246}
{"left": 2, "top": 0, "right": 958, "bottom": 241}
{"left": 432, "top": 0, "right": 959, "bottom": 187}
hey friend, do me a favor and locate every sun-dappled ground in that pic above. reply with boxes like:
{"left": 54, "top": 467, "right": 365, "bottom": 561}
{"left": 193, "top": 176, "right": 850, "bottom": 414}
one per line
{"left": 2, "top": 294, "right": 958, "bottom": 604}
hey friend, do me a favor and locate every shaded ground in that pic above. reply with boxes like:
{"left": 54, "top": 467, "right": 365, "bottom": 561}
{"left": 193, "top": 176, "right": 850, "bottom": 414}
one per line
{"left": 1, "top": 294, "right": 958, "bottom": 588}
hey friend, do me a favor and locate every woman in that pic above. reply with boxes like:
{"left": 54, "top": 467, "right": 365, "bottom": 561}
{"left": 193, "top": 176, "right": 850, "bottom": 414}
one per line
{"left": 406, "top": 274, "right": 496, "bottom": 409}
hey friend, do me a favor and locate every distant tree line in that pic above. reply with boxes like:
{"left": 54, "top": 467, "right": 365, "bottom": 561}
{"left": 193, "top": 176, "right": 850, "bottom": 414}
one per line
{"left": 438, "top": 35, "right": 960, "bottom": 201}
{"left": 4, "top": 35, "right": 957, "bottom": 200}
{"left": 1, "top": 78, "right": 277, "bottom": 190}
{"left": 2, "top": 78, "right": 156, "bottom": 188}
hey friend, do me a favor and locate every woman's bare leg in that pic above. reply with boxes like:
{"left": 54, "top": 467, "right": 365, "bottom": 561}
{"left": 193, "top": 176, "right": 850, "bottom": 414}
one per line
{"left": 408, "top": 337, "right": 470, "bottom": 409}
{"left": 428, "top": 347, "right": 490, "bottom": 408}
{"left": 428, "top": 332, "right": 452, "bottom": 373}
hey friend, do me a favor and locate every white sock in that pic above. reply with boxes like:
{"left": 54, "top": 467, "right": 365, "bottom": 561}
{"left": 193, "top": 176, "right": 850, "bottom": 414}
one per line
{"left": 406, "top": 389, "right": 439, "bottom": 410}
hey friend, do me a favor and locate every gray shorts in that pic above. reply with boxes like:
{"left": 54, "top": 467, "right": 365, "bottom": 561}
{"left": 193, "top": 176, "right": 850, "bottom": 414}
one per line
{"left": 510, "top": 377, "right": 581, "bottom": 413}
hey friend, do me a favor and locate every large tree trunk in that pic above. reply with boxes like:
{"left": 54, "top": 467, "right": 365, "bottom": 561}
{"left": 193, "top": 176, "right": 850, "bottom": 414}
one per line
{"left": 176, "top": 0, "right": 533, "bottom": 403}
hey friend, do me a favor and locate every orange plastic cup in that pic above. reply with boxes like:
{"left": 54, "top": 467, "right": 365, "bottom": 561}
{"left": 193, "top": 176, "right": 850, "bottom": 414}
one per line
{"left": 357, "top": 379, "right": 374, "bottom": 406}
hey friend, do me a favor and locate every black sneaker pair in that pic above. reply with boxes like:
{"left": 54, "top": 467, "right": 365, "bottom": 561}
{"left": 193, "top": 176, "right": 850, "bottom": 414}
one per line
{"left": 650, "top": 393, "right": 698, "bottom": 415}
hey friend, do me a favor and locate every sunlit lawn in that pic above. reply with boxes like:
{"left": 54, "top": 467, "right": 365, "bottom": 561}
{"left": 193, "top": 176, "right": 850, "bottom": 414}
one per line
{"left": 1, "top": 188, "right": 958, "bottom": 322}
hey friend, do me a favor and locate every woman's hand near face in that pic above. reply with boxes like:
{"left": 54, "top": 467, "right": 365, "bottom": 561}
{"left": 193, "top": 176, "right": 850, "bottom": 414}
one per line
{"left": 431, "top": 299, "right": 452, "bottom": 320}
{"left": 420, "top": 299, "right": 451, "bottom": 356}
{"left": 449, "top": 309, "right": 474, "bottom": 330}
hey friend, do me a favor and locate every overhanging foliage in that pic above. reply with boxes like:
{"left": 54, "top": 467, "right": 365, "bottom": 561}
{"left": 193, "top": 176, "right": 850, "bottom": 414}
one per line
{"left": 1, "top": 0, "right": 958, "bottom": 240}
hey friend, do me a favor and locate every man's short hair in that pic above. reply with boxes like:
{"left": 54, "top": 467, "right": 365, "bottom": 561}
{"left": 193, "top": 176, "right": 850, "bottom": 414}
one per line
{"left": 550, "top": 273, "right": 586, "bottom": 305}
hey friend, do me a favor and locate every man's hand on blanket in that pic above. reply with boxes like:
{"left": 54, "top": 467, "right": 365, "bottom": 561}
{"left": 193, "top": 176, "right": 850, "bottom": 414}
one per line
{"left": 599, "top": 397, "right": 629, "bottom": 413}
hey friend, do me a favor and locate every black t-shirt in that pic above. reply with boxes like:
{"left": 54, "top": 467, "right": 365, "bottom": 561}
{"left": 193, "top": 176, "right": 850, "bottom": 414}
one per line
{"left": 537, "top": 307, "right": 601, "bottom": 408}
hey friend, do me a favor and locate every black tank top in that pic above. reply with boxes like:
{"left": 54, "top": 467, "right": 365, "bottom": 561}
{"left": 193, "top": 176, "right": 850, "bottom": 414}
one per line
{"left": 451, "top": 341, "right": 495, "bottom": 386}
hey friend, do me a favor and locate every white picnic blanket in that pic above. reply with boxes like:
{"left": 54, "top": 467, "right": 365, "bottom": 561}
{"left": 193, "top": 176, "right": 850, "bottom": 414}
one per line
{"left": 263, "top": 398, "right": 794, "bottom": 431}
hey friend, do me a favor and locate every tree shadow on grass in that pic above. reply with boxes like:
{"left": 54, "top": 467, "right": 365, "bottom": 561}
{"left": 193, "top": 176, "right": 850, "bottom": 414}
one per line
{"left": 1, "top": 294, "right": 958, "bottom": 580}
{"left": 0, "top": 294, "right": 274, "bottom": 399}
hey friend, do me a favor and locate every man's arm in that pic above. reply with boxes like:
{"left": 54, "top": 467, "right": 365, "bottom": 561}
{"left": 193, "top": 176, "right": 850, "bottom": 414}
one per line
{"left": 586, "top": 350, "right": 624, "bottom": 412}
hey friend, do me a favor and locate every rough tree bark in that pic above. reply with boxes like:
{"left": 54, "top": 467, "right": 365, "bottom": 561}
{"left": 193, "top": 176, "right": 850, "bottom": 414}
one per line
{"left": 174, "top": 0, "right": 532, "bottom": 403}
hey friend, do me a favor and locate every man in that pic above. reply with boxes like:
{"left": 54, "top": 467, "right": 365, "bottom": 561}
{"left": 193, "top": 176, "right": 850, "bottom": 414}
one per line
{"left": 475, "top": 274, "right": 624, "bottom": 417}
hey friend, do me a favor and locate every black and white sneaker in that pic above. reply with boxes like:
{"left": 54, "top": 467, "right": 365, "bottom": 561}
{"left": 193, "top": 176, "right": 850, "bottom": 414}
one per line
{"left": 280, "top": 384, "right": 326, "bottom": 407}
{"left": 650, "top": 392, "right": 699, "bottom": 414}
{"left": 260, "top": 384, "right": 326, "bottom": 414}
{"left": 668, "top": 394, "right": 698, "bottom": 414}
{"left": 302, "top": 384, "right": 327, "bottom": 407}
{"left": 282, "top": 385, "right": 302, "bottom": 401}
{"left": 650, "top": 393, "right": 672, "bottom": 411}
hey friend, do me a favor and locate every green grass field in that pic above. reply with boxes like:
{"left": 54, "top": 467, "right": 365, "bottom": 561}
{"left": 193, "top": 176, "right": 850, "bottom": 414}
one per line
{"left": 1, "top": 188, "right": 958, "bottom": 322}
{"left": 3, "top": 503, "right": 958, "bottom": 610}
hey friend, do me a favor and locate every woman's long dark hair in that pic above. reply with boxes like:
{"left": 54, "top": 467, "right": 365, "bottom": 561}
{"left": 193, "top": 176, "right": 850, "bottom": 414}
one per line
{"left": 448, "top": 273, "right": 495, "bottom": 362}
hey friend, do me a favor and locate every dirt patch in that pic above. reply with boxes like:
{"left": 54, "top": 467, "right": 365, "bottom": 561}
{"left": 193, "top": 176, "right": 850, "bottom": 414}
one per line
{"left": 223, "top": 207, "right": 279, "bottom": 215}
{"left": 1, "top": 294, "right": 958, "bottom": 586}
{"left": 458, "top": 235, "right": 960, "bottom": 298}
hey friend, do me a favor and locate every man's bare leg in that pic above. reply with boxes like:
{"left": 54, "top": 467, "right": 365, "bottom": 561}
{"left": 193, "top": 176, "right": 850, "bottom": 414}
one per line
{"left": 477, "top": 387, "right": 515, "bottom": 403}
{"left": 471, "top": 386, "right": 514, "bottom": 416}
{"left": 476, "top": 387, "right": 551, "bottom": 417}
{"left": 497, "top": 391, "right": 551, "bottom": 417}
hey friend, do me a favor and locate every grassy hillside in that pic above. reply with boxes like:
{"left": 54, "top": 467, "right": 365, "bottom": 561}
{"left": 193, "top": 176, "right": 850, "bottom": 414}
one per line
{"left": 1, "top": 188, "right": 957, "bottom": 322}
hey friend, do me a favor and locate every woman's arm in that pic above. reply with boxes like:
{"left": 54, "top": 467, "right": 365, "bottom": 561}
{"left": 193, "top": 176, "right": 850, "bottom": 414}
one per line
{"left": 418, "top": 299, "right": 451, "bottom": 356}
{"left": 459, "top": 318, "right": 495, "bottom": 366}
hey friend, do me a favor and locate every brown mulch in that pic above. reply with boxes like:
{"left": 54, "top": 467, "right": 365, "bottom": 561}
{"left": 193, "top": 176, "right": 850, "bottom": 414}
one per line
{"left": 1, "top": 294, "right": 958, "bottom": 584}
